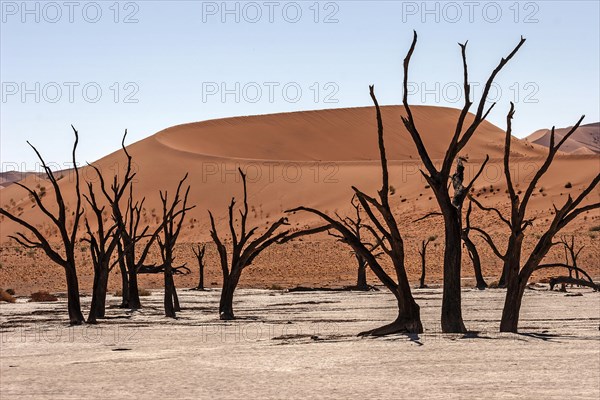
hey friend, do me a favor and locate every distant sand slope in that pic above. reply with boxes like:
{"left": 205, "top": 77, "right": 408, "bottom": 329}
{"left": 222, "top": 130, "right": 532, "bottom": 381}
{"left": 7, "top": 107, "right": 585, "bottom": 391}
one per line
{"left": 0, "top": 106, "right": 597, "bottom": 245}
{"left": 156, "top": 106, "right": 543, "bottom": 161}
{"left": 526, "top": 122, "right": 600, "bottom": 154}
{"left": 0, "top": 171, "right": 44, "bottom": 189}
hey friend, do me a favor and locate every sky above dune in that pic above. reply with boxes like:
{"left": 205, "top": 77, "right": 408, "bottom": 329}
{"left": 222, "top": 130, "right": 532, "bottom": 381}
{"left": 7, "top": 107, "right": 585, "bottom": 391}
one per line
{"left": 1, "top": 0, "right": 599, "bottom": 170}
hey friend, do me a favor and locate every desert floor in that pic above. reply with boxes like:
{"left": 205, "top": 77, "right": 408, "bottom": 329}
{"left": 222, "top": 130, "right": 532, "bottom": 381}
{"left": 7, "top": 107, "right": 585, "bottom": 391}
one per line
{"left": 1, "top": 286, "right": 599, "bottom": 399}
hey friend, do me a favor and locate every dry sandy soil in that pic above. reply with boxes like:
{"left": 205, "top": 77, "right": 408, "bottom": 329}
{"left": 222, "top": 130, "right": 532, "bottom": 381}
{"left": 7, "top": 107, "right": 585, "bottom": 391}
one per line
{"left": 0, "top": 286, "right": 599, "bottom": 399}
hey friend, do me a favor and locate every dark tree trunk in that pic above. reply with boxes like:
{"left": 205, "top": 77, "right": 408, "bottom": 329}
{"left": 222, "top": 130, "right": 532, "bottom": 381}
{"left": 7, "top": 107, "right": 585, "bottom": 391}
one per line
{"left": 87, "top": 266, "right": 109, "bottom": 323}
{"left": 118, "top": 256, "right": 129, "bottom": 308}
{"left": 164, "top": 272, "right": 175, "bottom": 318}
{"left": 418, "top": 240, "right": 429, "bottom": 289}
{"left": 65, "top": 266, "right": 84, "bottom": 325}
{"left": 173, "top": 283, "right": 180, "bottom": 312}
{"left": 500, "top": 235, "right": 527, "bottom": 332}
{"left": 498, "top": 233, "right": 522, "bottom": 288}
{"left": 356, "top": 255, "right": 368, "bottom": 290}
{"left": 219, "top": 273, "right": 239, "bottom": 320}
{"left": 441, "top": 206, "right": 466, "bottom": 333}
{"left": 500, "top": 275, "right": 527, "bottom": 332}
{"left": 198, "top": 262, "right": 204, "bottom": 290}
{"left": 359, "top": 288, "right": 422, "bottom": 336}
{"left": 464, "top": 237, "right": 487, "bottom": 290}
{"left": 128, "top": 267, "right": 141, "bottom": 310}
{"left": 418, "top": 260, "right": 427, "bottom": 289}
{"left": 498, "top": 262, "right": 508, "bottom": 288}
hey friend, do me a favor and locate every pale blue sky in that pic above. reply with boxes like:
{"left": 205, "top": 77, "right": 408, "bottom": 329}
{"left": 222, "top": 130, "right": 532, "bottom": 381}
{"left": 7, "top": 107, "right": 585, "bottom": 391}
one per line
{"left": 1, "top": 0, "right": 599, "bottom": 170}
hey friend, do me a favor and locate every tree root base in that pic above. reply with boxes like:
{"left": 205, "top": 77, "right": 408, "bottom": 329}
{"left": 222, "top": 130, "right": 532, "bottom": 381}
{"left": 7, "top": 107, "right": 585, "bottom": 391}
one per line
{"left": 358, "top": 318, "right": 423, "bottom": 337}
{"left": 220, "top": 312, "right": 235, "bottom": 321}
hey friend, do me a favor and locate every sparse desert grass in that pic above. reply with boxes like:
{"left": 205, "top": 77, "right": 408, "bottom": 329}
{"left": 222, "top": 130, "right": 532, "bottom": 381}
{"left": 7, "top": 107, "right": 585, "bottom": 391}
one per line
{"left": 268, "top": 284, "right": 284, "bottom": 290}
{"left": 29, "top": 291, "right": 58, "bottom": 302}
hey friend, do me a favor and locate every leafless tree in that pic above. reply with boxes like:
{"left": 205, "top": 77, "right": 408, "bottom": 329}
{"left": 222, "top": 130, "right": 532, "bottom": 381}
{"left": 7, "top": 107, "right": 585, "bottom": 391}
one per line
{"left": 209, "top": 168, "right": 329, "bottom": 320}
{"left": 86, "top": 131, "right": 137, "bottom": 309}
{"left": 560, "top": 236, "right": 583, "bottom": 282}
{"left": 546, "top": 236, "right": 598, "bottom": 291}
{"left": 462, "top": 202, "right": 487, "bottom": 290}
{"left": 117, "top": 187, "right": 163, "bottom": 310}
{"left": 289, "top": 86, "right": 423, "bottom": 336}
{"left": 338, "top": 195, "right": 378, "bottom": 290}
{"left": 82, "top": 181, "right": 122, "bottom": 323}
{"left": 0, "top": 126, "right": 84, "bottom": 324}
{"left": 418, "top": 236, "right": 436, "bottom": 289}
{"left": 192, "top": 244, "right": 207, "bottom": 290}
{"left": 156, "top": 174, "right": 195, "bottom": 318}
{"left": 471, "top": 102, "right": 599, "bottom": 332}
{"left": 400, "top": 31, "right": 525, "bottom": 332}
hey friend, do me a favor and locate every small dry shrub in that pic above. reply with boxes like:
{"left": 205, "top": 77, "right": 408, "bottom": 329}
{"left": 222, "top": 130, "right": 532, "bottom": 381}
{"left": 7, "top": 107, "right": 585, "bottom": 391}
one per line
{"left": 30, "top": 291, "right": 58, "bottom": 302}
{"left": 0, "top": 289, "right": 16, "bottom": 303}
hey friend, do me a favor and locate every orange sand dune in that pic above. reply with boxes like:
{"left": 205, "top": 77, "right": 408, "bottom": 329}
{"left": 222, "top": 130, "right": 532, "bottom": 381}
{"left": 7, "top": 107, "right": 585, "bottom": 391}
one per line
{"left": 526, "top": 122, "right": 600, "bottom": 154}
{"left": 1, "top": 106, "right": 599, "bottom": 294}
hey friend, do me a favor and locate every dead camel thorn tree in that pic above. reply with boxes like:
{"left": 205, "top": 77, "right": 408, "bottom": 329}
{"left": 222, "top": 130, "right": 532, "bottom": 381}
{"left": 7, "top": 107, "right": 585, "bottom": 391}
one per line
{"left": 545, "top": 236, "right": 598, "bottom": 291}
{"left": 209, "top": 168, "right": 329, "bottom": 320}
{"left": 82, "top": 180, "right": 123, "bottom": 324}
{"left": 192, "top": 244, "right": 207, "bottom": 290}
{"left": 417, "top": 236, "right": 436, "bottom": 289}
{"left": 414, "top": 203, "right": 485, "bottom": 290}
{"left": 85, "top": 131, "right": 137, "bottom": 309}
{"left": 559, "top": 236, "right": 583, "bottom": 284}
{"left": 338, "top": 195, "right": 382, "bottom": 291}
{"left": 0, "top": 126, "right": 85, "bottom": 325}
{"left": 156, "top": 173, "right": 195, "bottom": 318}
{"left": 471, "top": 102, "right": 600, "bottom": 332}
{"left": 462, "top": 202, "right": 487, "bottom": 290}
{"left": 400, "top": 31, "right": 525, "bottom": 332}
{"left": 118, "top": 187, "right": 165, "bottom": 310}
{"left": 289, "top": 85, "right": 423, "bottom": 336}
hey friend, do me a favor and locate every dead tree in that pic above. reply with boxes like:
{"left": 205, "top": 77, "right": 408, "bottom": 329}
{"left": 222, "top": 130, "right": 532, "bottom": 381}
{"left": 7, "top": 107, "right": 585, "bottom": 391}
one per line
{"left": 209, "top": 168, "right": 329, "bottom": 320}
{"left": 192, "top": 244, "right": 207, "bottom": 290}
{"left": 116, "top": 240, "right": 128, "bottom": 306}
{"left": 549, "top": 276, "right": 599, "bottom": 291}
{"left": 288, "top": 86, "right": 423, "bottom": 336}
{"left": 86, "top": 131, "right": 136, "bottom": 309}
{"left": 340, "top": 195, "right": 373, "bottom": 290}
{"left": 549, "top": 236, "right": 595, "bottom": 292}
{"left": 0, "top": 126, "right": 84, "bottom": 325}
{"left": 400, "top": 31, "right": 525, "bottom": 332}
{"left": 118, "top": 188, "right": 163, "bottom": 309}
{"left": 463, "top": 202, "right": 487, "bottom": 290}
{"left": 414, "top": 205, "right": 485, "bottom": 290}
{"left": 82, "top": 181, "right": 122, "bottom": 323}
{"left": 559, "top": 236, "right": 584, "bottom": 283}
{"left": 418, "top": 236, "right": 436, "bottom": 289}
{"left": 157, "top": 174, "right": 194, "bottom": 318}
{"left": 470, "top": 102, "right": 599, "bottom": 332}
